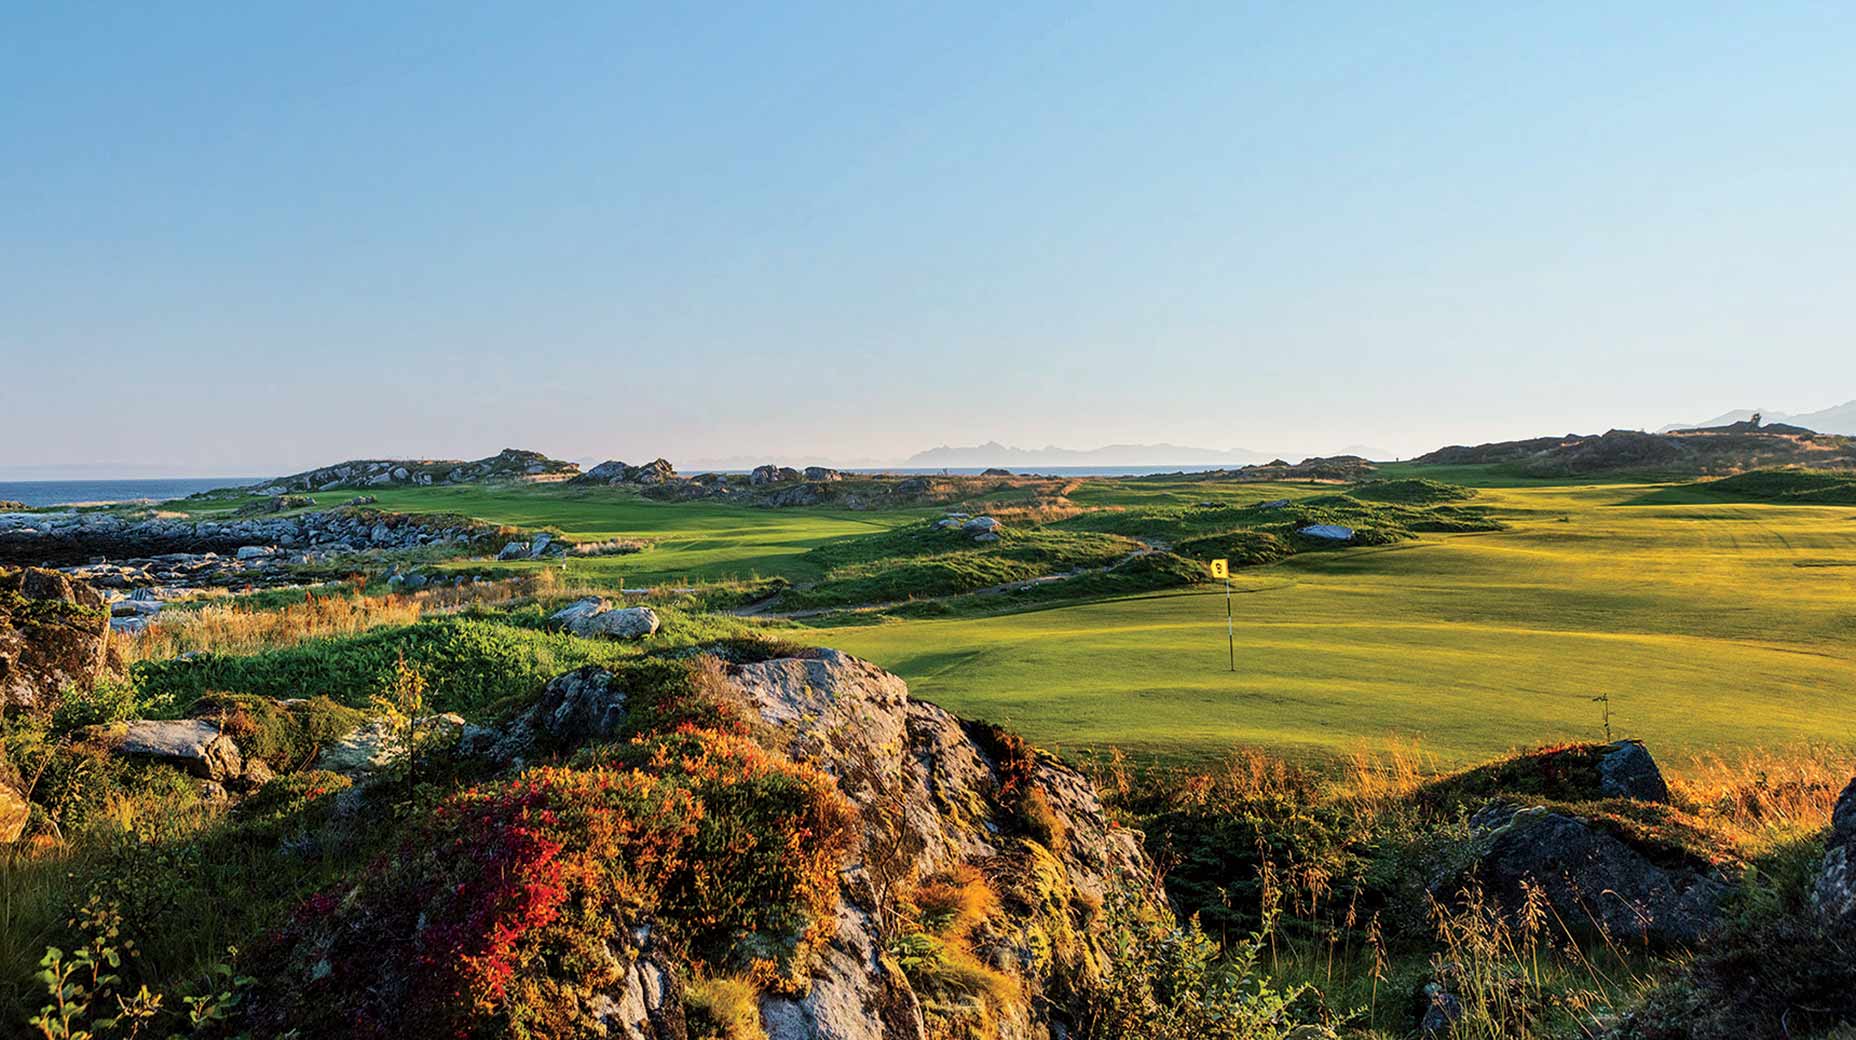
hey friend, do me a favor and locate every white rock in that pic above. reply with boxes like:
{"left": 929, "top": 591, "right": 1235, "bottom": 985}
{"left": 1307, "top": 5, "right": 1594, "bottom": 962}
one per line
{"left": 578, "top": 606, "right": 660, "bottom": 640}
{"left": 97, "top": 719, "right": 243, "bottom": 781}
{"left": 549, "top": 596, "right": 608, "bottom": 626}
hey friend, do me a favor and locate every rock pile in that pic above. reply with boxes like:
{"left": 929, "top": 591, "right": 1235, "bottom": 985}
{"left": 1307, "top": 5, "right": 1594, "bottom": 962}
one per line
{"left": 574, "top": 459, "right": 679, "bottom": 486}
{"left": 934, "top": 514, "right": 1004, "bottom": 542}
{"left": 2, "top": 507, "right": 530, "bottom": 573}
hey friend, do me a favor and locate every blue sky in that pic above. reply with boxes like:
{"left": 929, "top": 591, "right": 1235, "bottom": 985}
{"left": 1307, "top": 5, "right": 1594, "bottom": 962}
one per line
{"left": 3, "top": 2, "right": 1853, "bottom": 476}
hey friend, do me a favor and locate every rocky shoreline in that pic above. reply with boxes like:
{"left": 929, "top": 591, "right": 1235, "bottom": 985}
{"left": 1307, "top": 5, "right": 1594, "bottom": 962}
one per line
{"left": 0, "top": 507, "right": 527, "bottom": 568}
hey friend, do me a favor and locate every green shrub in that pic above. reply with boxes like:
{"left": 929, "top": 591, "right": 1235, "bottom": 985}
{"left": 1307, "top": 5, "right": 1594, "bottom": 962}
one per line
{"left": 1081, "top": 896, "right": 1311, "bottom": 1040}
{"left": 186, "top": 693, "right": 367, "bottom": 771}
{"left": 49, "top": 679, "right": 150, "bottom": 736}
{"left": 132, "top": 617, "right": 637, "bottom": 715}
{"left": 235, "top": 770, "right": 354, "bottom": 840}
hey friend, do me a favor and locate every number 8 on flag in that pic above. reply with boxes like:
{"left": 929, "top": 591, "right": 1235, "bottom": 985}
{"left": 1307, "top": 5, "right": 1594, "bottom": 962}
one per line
{"left": 1209, "top": 559, "right": 1228, "bottom": 579}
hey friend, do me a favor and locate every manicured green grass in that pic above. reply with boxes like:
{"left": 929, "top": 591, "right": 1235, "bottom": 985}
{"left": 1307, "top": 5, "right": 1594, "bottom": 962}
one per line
{"left": 814, "top": 482, "right": 1856, "bottom": 768}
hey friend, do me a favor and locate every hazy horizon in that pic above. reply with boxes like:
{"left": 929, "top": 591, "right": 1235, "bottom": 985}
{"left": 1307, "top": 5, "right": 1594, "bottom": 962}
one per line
{"left": 6, "top": 3, "right": 1854, "bottom": 475}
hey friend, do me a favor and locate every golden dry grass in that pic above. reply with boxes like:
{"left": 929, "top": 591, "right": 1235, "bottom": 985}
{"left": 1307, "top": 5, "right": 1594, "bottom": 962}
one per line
{"left": 121, "top": 591, "right": 425, "bottom": 663}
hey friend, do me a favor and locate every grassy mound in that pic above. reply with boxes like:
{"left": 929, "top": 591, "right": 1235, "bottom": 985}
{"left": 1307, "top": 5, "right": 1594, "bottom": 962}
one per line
{"left": 1696, "top": 468, "right": 1856, "bottom": 504}
{"left": 1055, "top": 493, "right": 1500, "bottom": 569}
{"left": 185, "top": 692, "right": 368, "bottom": 771}
{"left": 1344, "top": 479, "right": 1478, "bottom": 505}
{"left": 777, "top": 523, "right": 1137, "bottom": 610}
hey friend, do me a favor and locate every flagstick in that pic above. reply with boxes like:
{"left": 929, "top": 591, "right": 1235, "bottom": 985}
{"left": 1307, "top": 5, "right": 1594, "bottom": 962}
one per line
{"left": 1225, "top": 572, "right": 1235, "bottom": 672}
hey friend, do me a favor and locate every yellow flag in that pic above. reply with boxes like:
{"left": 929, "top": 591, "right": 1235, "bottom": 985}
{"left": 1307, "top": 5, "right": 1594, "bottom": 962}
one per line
{"left": 1209, "top": 558, "right": 1229, "bottom": 579}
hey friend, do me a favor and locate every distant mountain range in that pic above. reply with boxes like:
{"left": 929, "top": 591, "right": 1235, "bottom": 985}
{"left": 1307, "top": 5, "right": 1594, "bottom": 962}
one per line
{"left": 1661, "top": 401, "right": 1856, "bottom": 436}
{"left": 902, "top": 441, "right": 1385, "bottom": 469}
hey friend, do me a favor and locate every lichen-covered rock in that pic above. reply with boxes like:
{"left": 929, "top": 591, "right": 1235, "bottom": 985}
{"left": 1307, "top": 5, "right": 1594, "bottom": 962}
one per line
{"left": 591, "top": 950, "right": 688, "bottom": 1040}
{"left": 727, "top": 649, "right": 1152, "bottom": 1038}
{"left": 1452, "top": 803, "right": 1729, "bottom": 947}
{"left": 1417, "top": 982, "right": 1462, "bottom": 1034}
{"left": 584, "top": 606, "right": 659, "bottom": 640}
{"left": 532, "top": 665, "right": 627, "bottom": 747}
{"left": 761, "top": 901, "right": 925, "bottom": 1040}
{"left": 312, "top": 712, "right": 465, "bottom": 777}
{"left": 235, "top": 758, "right": 276, "bottom": 792}
{"left": 93, "top": 718, "right": 245, "bottom": 782}
{"left": 0, "top": 567, "right": 109, "bottom": 712}
{"left": 1814, "top": 777, "right": 1856, "bottom": 922}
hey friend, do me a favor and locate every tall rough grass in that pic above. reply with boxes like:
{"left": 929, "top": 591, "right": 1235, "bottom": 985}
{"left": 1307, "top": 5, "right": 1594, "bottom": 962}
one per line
{"left": 123, "top": 592, "right": 424, "bottom": 663}
{"left": 116, "top": 569, "right": 650, "bottom": 665}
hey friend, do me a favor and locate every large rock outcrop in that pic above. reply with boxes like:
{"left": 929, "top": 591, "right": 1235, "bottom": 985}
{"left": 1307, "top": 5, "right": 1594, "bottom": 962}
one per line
{"left": 453, "top": 648, "right": 1153, "bottom": 1040}
{"left": 726, "top": 649, "right": 1150, "bottom": 1040}
{"left": 0, "top": 567, "right": 110, "bottom": 712}
{"left": 1450, "top": 803, "right": 1730, "bottom": 947}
